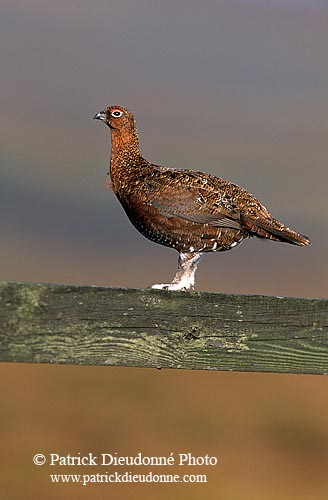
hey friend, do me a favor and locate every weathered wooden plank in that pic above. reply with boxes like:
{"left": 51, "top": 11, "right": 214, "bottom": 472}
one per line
{"left": 0, "top": 281, "right": 327, "bottom": 374}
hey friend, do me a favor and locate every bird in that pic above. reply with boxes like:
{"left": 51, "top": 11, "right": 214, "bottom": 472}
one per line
{"left": 94, "top": 105, "right": 311, "bottom": 291}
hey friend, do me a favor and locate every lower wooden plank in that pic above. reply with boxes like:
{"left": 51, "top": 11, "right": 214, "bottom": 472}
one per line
{"left": 0, "top": 281, "right": 327, "bottom": 374}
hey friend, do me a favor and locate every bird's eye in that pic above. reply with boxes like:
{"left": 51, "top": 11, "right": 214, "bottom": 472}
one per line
{"left": 111, "top": 110, "right": 123, "bottom": 118}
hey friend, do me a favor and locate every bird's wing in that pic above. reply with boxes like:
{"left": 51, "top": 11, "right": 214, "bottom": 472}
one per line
{"left": 145, "top": 169, "right": 243, "bottom": 230}
{"left": 150, "top": 198, "right": 242, "bottom": 229}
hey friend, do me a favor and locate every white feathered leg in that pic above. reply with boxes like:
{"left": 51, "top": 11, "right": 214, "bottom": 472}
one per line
{"left": 151, "top": 252, "right": 203, "bottom": 291}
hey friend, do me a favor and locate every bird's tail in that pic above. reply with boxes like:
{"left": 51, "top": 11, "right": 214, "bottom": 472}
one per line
{"left": 241, "top": 215, "right": 311, "bottom": 246}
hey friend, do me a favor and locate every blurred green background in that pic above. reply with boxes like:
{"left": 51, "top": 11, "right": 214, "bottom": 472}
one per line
{"left": 1, "top": 1, "right": 327, "bottom": 498}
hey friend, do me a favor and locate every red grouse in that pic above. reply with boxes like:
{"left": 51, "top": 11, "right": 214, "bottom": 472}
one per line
{"left": 94, "top": 105, "right": 311, "bottom": 291}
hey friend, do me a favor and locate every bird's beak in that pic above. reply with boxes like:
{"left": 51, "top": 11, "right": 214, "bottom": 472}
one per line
{"left": 93, "top": 111, "right": 107, "bottom": 122}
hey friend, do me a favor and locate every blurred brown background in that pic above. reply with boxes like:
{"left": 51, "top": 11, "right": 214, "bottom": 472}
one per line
{"left": 0, "top": 1, "right": 327, "bottom": 499}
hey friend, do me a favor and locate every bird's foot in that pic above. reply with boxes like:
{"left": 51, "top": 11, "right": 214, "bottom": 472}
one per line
{"left": 149, "top": 252, "right": 203, "bottom": 292}
{"left": 149, "top": 283, "right": 193, "bottom": 292}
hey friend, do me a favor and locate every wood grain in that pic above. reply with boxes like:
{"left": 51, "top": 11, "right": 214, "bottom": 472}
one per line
{"left": 0, "top": 281, "right": 327, "bottom": 374}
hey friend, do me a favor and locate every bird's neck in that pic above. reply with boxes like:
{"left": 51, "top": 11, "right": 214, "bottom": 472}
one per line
{"left": 110, "top": 127, "right": 140, "bottom": 159}
{"left": 109, "top": 128, "right": 144, "bottom": 191}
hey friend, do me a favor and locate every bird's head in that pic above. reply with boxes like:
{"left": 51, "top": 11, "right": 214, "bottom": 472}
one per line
{"left": 93, "top": 105, "right": 136, "bottom": 132}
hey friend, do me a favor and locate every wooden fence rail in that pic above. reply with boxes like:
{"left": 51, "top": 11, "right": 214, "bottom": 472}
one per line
{"left": 0, "top": 281, "right": 327, "bottom": 374}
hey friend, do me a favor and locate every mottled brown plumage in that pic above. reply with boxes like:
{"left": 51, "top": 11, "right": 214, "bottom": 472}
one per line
{"left": 94, "top": 105, "right": 311, "bottom": 290}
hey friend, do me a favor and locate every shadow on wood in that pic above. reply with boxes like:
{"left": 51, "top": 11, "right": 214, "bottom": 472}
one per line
{"left": 0, "top": 281, "right": 327, "bottom": 374}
